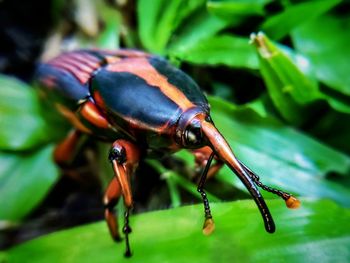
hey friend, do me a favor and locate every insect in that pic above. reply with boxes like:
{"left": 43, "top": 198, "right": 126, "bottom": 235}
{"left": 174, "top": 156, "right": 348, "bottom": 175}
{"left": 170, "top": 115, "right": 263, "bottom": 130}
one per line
{"left": 36, "top": 49, "right": 300, "bottom": 257}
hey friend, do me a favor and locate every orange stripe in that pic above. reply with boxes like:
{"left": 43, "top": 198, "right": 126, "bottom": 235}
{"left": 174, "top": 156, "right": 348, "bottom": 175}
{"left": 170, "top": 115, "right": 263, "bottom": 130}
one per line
{"left": 123, "top": 115, "right": 162, "bottom": 132}
{"left": 106, "top": 58, "right": 195, "bottom": 111}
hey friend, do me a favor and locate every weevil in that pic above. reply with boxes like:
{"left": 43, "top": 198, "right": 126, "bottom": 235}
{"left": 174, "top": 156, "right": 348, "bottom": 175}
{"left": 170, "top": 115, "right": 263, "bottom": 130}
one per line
{"left": 36, "top": 49, "right": 300, "bottom": 257}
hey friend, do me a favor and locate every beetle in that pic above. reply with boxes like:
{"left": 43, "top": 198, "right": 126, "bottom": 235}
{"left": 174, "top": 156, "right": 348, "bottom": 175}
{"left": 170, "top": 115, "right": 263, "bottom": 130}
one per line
{"left": 35, "top": 49, "right": 300, "bottom": 257}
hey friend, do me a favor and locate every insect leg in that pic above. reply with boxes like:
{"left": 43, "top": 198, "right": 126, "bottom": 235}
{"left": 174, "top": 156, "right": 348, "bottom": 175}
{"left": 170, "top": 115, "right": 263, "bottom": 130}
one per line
{"left": 197, "top": 152, "right": 216, "bottom": 236}
{"left": 104, "top": 177, "right": 122, "bottom": 242}
{"left": 192, "top": 146, "right": 223, "bottom": 179}
{"left": 54, "top": 129, "right": 83, "bottom": 166}
{"left": 108, "top": 140, "right": 140, "bottom": 258}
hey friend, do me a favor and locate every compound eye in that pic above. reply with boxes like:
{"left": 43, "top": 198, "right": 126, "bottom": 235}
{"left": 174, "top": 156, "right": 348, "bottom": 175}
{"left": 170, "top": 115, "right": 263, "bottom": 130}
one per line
{"left": 185, "top": 122, "right": 203, "bottom": 147}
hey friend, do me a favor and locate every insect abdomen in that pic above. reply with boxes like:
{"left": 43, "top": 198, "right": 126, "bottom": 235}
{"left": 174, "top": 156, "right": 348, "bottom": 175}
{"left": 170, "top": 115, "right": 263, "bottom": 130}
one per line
{"left": 36, "top": 50, "right": 106, "bottom": 101}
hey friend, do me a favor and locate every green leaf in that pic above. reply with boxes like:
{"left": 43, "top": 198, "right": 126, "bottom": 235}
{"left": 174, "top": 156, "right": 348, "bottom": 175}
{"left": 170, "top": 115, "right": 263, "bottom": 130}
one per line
{"left": 0, "top": 75, "right": 55, "bottom": 150}
{"left": 292, "top": 15, "right": 350, "bottom": 98}
{"left": 167, "top": 6, "right": 229, "bottom": 55}
{"left": 208, "top": 96, "right": 350, "bottom": 206}
{"left": 260, "top": 0, "right": 341, "bottom": 40}
{"left": 0, "top": 252, "right": 6, "bottom": 263}
{"left": 146, "top": 1, "right": 183, "bottom": 53}
{"left": 96, "top": 2, "right": 121, "bottom": 49}
{"left": 0, "top": 145, "right": 59, "bottom": 221}
{"left": 170, "top": 0, "right": 207, "bottom": 32}
{"left": 5, "top": 200, "right": 350, "bottom": 262}
{"left": 324, "top": 96, "right": 350, "bottom": 114}
{"left": 251, "top": 33, "right": 321, "bottom": 125}
{"left": 137, "top": 0, "right": 206, "bottom": 53}
{"left": 171, "top": 34, "right": 258, "bottom": 69}
{"left": 207, "top": 0, "right": 273, "bottom": 22}
{"left": 137, "top": 0, "right": 164, "bottom": 52}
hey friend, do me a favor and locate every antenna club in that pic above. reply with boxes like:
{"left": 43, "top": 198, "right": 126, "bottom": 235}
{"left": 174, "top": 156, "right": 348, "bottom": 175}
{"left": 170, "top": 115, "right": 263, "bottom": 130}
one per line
{"left": 202, "top": 217, "right": 215, "bottom": 236}
{"left": 285, "top": 196, "right": 301, "bottom": 209}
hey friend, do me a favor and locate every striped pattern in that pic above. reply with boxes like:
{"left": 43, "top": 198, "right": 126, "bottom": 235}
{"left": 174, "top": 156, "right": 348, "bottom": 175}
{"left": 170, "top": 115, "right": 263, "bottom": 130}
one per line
{"left": 47, "top": 51, "right": 102, "bottom": 84}
{"left": 106, "top": 57, "right": 195, "bottom": 112}
{"left": 45, "top": 49, "right": 150, "bottom": 85}
{"left": 38, "top": 49, "right": 208, "bottom": 149}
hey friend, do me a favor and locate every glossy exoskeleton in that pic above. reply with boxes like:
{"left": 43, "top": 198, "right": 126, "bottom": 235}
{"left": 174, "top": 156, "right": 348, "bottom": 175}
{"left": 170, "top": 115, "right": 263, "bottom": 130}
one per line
{"left": 36, "top": 49, "right": 300, "bottom": 257}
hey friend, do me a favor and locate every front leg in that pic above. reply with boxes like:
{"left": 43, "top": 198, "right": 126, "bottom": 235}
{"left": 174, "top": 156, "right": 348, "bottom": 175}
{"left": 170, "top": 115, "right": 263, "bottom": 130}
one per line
{"left": 107, "top": 139, "right": 140, "bottom": 257}
{"left": 54, "top": 129, "right": 83, "bottom": 166}
{"left": 104, "top": 177, "right": 122, "bottom": 242}
{"left": 192, "top": 146, "right": 223, "bottom": 180}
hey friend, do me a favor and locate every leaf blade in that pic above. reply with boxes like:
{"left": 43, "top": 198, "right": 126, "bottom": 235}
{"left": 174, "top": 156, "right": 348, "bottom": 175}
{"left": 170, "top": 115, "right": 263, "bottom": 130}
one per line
{"left": 0, "top": 75, "right": 52, "bottom": 150}
{"left": 292, "top": 14, "right": 350, "bottom": 97}
{"left": 171, "top": 34, "right": 258, "bottom": 69}
{"left": 0, "top": 145, "right": 59, "bottom": 221}
{"left": 261, "top": 0, "right": 341, "bottom": 40}
{"left": 5, "top": 200, "right": 350, "bottom": 262}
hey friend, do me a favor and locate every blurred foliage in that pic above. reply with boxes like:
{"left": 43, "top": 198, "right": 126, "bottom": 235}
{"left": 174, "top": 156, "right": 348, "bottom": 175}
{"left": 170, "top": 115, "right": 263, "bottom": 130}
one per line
{"left": 0, "top": 145, "right": 59, "bottom": 221}
{"left": 1, "top": 0, "right": 350, "bottom": 262}
{"left": 4, "top": 200, "right": 350, "bottom": 262}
